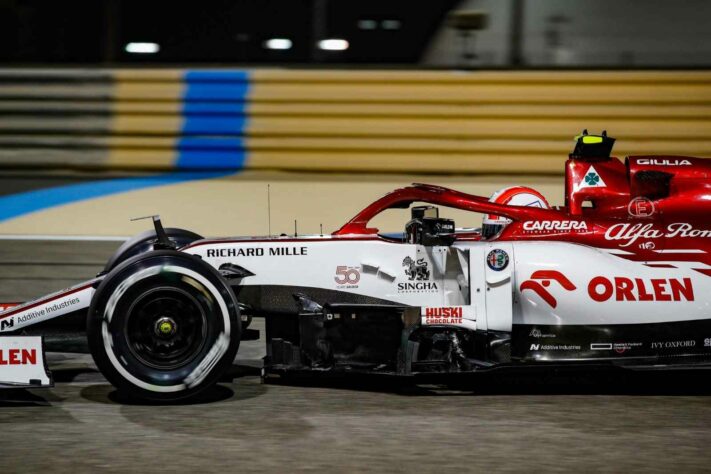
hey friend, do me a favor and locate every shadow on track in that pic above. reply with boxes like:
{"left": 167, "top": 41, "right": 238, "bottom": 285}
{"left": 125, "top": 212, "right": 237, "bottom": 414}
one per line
{"left": 6, "top": 365, "right": 711, "bottom": 408}
{"left": 263, "top": 368, "right": 711, "bottom": 397}
{"left": 0, "top": 389, "right": 55, "bottom": 407}
{"left": 79, "top": 383, "right": 238, "bottom": 406}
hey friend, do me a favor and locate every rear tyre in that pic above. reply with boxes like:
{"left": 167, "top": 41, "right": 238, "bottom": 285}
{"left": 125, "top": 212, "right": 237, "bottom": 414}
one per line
{"left": 87, "top": 250, "right": 240, "bottom": 401}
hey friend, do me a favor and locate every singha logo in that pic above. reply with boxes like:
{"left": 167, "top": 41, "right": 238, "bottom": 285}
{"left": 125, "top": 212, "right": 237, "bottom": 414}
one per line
{"left": 519, "top": 270, "right": 576, "bottom": 308}
{"left": 402, "top": 256, "right": 430, "bottom": 281}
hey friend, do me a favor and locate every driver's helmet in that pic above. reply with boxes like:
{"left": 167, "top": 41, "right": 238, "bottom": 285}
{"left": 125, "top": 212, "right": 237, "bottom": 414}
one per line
{"left": 482, "top": 186, "right": 550, "bottom": 239}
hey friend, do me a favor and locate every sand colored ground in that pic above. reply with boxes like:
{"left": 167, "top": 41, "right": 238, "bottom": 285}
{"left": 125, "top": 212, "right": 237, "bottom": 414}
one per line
{"left": 0, "top": 171, "right": 563, "bottom": 237}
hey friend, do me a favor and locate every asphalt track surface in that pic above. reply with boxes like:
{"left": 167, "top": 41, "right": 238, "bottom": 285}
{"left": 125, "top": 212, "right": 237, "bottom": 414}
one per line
{"left": 3, "top": 175, "right": 711, "bottom": 472}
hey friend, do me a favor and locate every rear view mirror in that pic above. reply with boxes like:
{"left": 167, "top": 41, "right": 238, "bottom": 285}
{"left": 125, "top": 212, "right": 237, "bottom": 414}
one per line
{"left": 411, "top": 205, "right": 439, "bottom": 220}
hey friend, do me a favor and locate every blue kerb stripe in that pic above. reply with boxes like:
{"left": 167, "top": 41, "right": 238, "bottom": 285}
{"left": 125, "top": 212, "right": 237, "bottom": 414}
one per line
{"left": 0, "top": 172, "right": 230, "bottom": 222}
{"left": 183, "top": 71, "right": 250, "bottom": 100}
{"left": 185, "top": 70, "right": 250, "bottom": 83}
{"left": 181, "top": 117, "right": 246, "bottom": 135}
{"left": 178, "top": 70, "right": 250, "bottom": 170}
{"left": 183, "top": 102, "right": 247, "bottom": 116}
{"left": 183, "top": 84, "right": 251, "bottom": 101}
{"left": 180, "top": 137, "right": 244, "bottom": 150}
{"left": 177, "top": 137, "right": 246, "bottom": 170}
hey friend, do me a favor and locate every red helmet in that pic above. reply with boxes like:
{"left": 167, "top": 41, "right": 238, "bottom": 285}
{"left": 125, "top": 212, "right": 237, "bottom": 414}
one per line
{"left": 482, "top": 186, "right": 550, "bottom": 239}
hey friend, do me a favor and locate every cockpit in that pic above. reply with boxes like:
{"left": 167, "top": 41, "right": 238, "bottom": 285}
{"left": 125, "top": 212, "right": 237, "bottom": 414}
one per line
{"left": 333, "top": 182, "right": 557, "bottom": 243}
{"left": 372, "top": 185, "right": 551, "bottom": 245}
{"left": 404, "top": 205, "right": 457, "bottom": 246}
{"left": 376, "top": 204, "right": 472, "bottom": 244}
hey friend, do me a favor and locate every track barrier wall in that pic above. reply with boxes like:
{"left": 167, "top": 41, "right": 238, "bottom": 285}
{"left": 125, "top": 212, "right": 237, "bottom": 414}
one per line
{"left": 1, "top": 69, "right": 711, "bottom": 174}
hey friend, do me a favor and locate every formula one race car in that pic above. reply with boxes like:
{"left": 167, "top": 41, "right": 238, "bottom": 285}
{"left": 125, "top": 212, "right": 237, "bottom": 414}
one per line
{"left": 3, "top": 131, "right": 711, "bottom": 400}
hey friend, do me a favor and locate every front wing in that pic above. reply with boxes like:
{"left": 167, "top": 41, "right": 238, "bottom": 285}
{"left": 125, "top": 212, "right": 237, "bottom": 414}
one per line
{"left": 0, "top": 336, "right": 53, "bottom": 388}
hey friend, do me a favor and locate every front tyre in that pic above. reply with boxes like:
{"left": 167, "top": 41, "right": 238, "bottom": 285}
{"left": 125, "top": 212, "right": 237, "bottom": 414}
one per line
{"left": 87, "top": 250, "right": 241, "bottom": 401}
{"left": 103, "top": 227, "right": 203, "bottom": 273}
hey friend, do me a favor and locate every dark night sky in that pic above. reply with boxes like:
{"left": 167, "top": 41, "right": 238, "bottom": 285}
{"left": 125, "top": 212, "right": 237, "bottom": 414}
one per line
{"left": 0, "top": 0, "right": 457, "bottom": 64}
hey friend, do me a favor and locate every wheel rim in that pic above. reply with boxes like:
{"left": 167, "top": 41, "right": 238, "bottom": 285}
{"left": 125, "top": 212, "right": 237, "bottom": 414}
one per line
{"left": 124, "top": 287, "right": 208, "bottom": 370}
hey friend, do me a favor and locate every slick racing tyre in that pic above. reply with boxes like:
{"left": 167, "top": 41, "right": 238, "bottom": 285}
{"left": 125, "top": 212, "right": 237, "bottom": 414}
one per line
{"left": 87, "top": 250, "right": 241, "bottom": 401}
{"left": 104, "top": 228, "right": 203, "bottom": 273}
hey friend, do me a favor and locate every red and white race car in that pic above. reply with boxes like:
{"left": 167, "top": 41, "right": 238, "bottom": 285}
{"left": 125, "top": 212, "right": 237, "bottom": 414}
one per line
{"left": 2, "top": 131, "right": 711, "bottom": 400}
